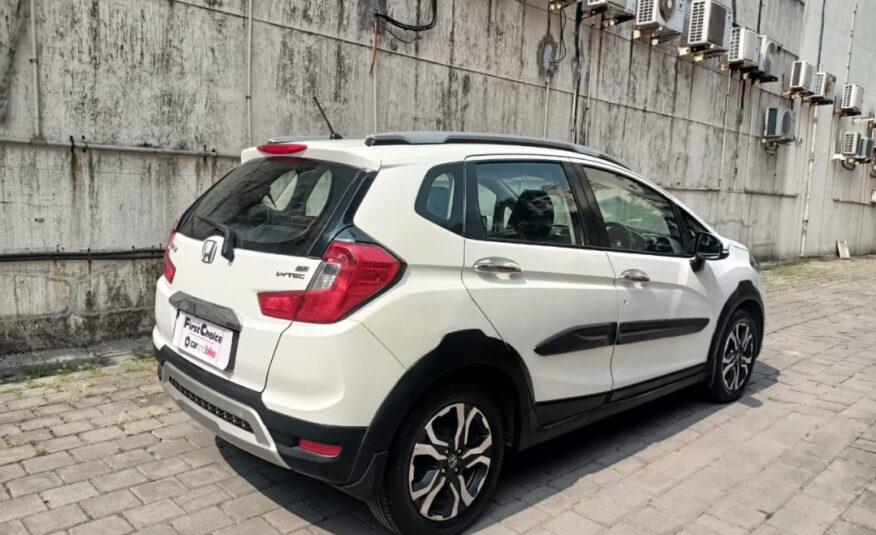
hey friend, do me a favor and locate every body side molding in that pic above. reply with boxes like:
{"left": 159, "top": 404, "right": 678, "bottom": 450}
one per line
{"left": 534, "top": 323, "right": 617, "bottom": 356}
{"left": 534, "top": 318, "right": 710, "bottom": 356}
{"left": 616, "top": 318, "right": 710, "bottom": 345}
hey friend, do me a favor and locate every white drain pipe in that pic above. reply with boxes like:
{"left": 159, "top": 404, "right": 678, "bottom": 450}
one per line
{"left": 28, "top": 0, "right": 40, "bottom": 138}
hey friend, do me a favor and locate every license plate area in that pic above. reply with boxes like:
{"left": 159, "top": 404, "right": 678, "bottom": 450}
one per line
{"left": 172, "top": 312, "right": 235, "bottom": 370}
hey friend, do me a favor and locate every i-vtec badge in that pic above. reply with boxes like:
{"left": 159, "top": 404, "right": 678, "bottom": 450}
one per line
{"left": 201, "top": 240, "right": 218, "bottom": 264}
{"left": 276, "top": 270, "right": 305, "bottom": 279}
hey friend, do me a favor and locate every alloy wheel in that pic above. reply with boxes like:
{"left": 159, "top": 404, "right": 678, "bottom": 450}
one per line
{"left": 722, "top": 320, "right": 755, "bottom": 391}
{"left": 408, "top": 402, "right": 493, "bottom": 521}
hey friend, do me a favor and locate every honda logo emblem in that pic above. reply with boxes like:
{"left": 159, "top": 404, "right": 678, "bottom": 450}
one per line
{"left": 201, "top": 240, "right": 218, "bottom": 264}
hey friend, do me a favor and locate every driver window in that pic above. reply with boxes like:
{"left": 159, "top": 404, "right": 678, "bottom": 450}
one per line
{"left": 583, "top": 167, "right": 684, "bottom": 255}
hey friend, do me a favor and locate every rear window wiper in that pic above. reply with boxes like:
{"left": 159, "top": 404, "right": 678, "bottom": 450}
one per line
{"left": 197, "top": 216, "right": 237, "bottom": 261}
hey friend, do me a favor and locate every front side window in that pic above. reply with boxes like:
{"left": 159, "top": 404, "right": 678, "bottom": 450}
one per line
{"left": 177, "top": 157, "right": 361, "bottom": 256}
{"left": 583, "top": 167, "right": 684, "bottom": 255}
{"left": 473, "top": 162, "right": 583, "bottom": 246}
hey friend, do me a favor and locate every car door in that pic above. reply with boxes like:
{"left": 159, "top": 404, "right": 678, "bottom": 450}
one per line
{"left": 460, "top": 156, "right": 620, "bottom": 420}
{"left": 574, "top": 163, "right": 719, "bottom": 390}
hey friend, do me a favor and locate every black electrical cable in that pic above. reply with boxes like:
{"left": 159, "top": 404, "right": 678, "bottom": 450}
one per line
{"left": 0, "top": 248, "right": 164, "bottom": 263}
{"left": 377, "top": 20, "right": 423, "bottom": 44}
{"left": 552, "top": 7, "right": 568, "bottom": 65}
{"left": 375, "top": 0, "right": 437, "bottom": 32}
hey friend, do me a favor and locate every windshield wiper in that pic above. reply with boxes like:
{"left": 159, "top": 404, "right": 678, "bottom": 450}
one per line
{"left": 197, "top": 216, "right": 236, "bottom": 261}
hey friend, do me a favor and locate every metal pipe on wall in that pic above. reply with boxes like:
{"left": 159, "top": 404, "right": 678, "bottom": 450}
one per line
{"left": 543, "top": 77, "right": 551, "bottom": 138}
{"left": 28, "top": 0, "right": 40, "bottom": 138}
{"left": 570, "top": 3, "right": 583, "bottom": 143}
{"left": 799, "top": 106, "right": 818, "bottom": 257}
{"left": 0, "top": 135, "right": 237, "bottom": 158}
{"left": 246, "top": 0, "right": 253, "bottom": 145}
{"left": 799, "top": 0, "right": 832, "bottom": 257}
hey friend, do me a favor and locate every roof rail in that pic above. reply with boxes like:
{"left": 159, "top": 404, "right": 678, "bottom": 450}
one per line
{"left": 364, "top": 131, "right": 627, "bottom": 168}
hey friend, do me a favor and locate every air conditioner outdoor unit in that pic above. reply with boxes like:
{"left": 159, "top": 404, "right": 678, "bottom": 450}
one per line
{"left": 789, "top": 61, "right": 815, "bottom": 95}
{"left": 728, "top": 27, "right": 759, "bottom": 68}
{"left": 807, "top": 72, "right": 836, "bottom": 105}
{"left": 840, "top": 83, "right": 864, "bottom": 116}
{"left": 685, "top": 0, "right": 732, "bottom": 52}
{"left": 750, "top": 35, "right": 778, "bottom": 82}
{"left": 857, "top": 137, "right": 874, "bottom": 162}
{"left": 585, "top": 0, "right": 637, "bottom": 23}
{"left": 841, "top": 132, "right": 861, "bottom": 157}
{"left": 763, "top": 107, "right": 795, "bottom": 144}
{"left": 634, "top": 0, "right": 687, "bottom": 41}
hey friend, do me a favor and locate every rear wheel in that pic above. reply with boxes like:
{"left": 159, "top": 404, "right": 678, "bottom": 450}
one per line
{"left": 707, "top": 309, "right": 758, "bottom": 403}
{"left": 368, "top": 385, "right": 504, "bottom": 535}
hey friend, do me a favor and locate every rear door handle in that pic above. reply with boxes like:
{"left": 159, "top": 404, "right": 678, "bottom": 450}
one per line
{"left": 619, "top": 268, "right": 650, "bottom": 283}
{"left": 473, "top": 257, "right": 522, "bottom": 275}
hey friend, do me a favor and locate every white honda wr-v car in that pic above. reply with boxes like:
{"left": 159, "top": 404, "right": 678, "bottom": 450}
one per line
{"left": 153, "top": 132, "right": 763, "bottom": 535}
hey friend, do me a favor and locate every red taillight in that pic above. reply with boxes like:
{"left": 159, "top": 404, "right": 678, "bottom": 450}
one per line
{"left": 163, "top": 226, "right": 177, "bottom": 284}
{"left": 298, "top": 439, "right": 342, "bottom": 457}
{"left": 256, "top": 143, "right": 307, "bottom": 154}
{"left": 257, "top": 241, "right": 400, "bottom": 324}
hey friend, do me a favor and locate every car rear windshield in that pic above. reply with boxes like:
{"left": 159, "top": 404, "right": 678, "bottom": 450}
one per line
{"left": 177, "top": 156, "right": 362, "bottom": 256}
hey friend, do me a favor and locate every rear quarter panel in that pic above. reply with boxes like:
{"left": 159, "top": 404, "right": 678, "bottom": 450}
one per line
{"left": 350, "top": 162, "right": 501, "bottom": 368}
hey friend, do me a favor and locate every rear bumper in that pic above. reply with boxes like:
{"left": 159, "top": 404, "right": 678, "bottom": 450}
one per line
{"left": 155, "top": 345, "right": 386, "bottom": 500}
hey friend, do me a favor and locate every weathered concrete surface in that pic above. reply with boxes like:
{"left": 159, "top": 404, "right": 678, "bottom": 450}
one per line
{"left": 0, "top": 260, "right": 161, "bottom": 354}
{"left": 2, "top": 257, "right": 876, "bottom": 534}
{"left": 1, "top": 0, "right": 875, "bottom": 353}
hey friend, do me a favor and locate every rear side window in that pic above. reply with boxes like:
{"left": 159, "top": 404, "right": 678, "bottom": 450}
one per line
{"left": 472, "top": 162, "right": 583, "bottom": 247}
{"left": 415, "top": 163, "right": 464, "bottom": 234}
{"left": 177, "top": 157, "right": 361, "bottom": 256}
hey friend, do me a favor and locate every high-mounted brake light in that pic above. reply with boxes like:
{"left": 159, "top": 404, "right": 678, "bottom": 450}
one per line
{"left": 255, "top": 143, "right": 307, "bottom": 155}
{"left": 257, "top": 241, "right": 401, "bottom": 324}
{"left": 163, "top": 223, "right": 178, "bottom": 284}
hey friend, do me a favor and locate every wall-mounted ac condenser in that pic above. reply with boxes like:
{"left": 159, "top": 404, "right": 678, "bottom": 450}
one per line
{"left": 635, "top": 0, "right": 687, "bottom": 39}
{"left": 685, "top": 0, "right": 732, "bottom": 51}
{"left": 841, "top": 132, "right": 862, "bottom": 157}
{"left": 807, "top": 72, "right": 836, "bottom": 105}
{"left": 750, "top": 35, "right": 778, "bottom": 82}
{"left": 763, "top": 107, "right": 795, "bottom": 144}
{"left": 789, "top": 61, "right": 815, "bottom": 95}
{"left": 840, "top": 84, "right": 864, "bottom": 116}
{"left": 585, "top": 0, "right": 637, "bottom": 23}
{"left": 728, "top": 27, "right": 759, "bottom": 68}
{"left": 857, "top": 138, "right": 874, "bottom": 162}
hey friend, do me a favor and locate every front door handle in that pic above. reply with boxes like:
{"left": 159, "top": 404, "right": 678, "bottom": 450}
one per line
{"left": 619, "top": 268, "right": 650, "bottom": 283}
{"left": 473, "top": 257, "right": 522, "bottom": 275}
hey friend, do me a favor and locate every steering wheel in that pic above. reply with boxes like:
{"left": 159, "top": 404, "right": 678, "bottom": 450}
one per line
{"left": 605, "top": 222, "right": 635, "bottom": 249}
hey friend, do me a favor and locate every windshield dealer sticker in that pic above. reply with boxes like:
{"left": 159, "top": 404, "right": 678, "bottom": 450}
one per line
{"left": 172, "top": 313, "right": 233, "bottom": 370}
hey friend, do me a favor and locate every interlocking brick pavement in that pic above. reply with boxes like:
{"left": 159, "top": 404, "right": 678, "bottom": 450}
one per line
{"left": 2, "top": 257, "right": 876, "bottom": 534}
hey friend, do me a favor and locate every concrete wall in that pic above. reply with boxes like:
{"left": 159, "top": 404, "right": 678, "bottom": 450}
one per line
{"left": 1, "top": 0, "right": 875, "bottom": 354}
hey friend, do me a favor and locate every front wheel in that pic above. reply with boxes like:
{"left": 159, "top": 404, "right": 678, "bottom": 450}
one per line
{"left": 707, "top": 309, "right": 759, "bottom": 403}
{"left": 368, "top": 385, "right": 504, "bottom": 535}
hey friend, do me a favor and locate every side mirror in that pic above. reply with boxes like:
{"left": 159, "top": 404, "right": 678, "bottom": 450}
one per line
{"left": 691, "top": 233, "right": 725, "bottom": 271}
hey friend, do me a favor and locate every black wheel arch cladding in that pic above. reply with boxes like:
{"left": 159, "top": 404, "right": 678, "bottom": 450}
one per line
{"left": 705, "top": 280, "right": 765, "bottom": 388}
{"left": 361, "top": 330, "right": 535, "bottom": 463}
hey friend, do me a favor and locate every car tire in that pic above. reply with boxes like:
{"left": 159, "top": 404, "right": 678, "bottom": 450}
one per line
{"left": 368, "top": 384, "right": 504, "bottom": 535}
{"left": 707, "top": 308, "right": 759, "bottom": 403}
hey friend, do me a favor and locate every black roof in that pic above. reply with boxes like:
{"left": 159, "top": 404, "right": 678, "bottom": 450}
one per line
{"left": 364, "top": 131, "right": 627, "bottom": 168}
